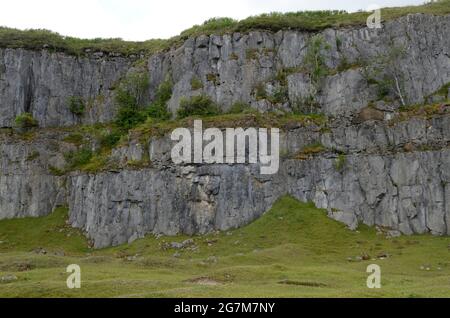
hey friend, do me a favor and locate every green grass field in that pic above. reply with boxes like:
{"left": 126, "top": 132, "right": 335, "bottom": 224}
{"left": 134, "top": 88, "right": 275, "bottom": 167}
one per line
{"left": 0, "top": 196, "right": 449, "bottom": 298}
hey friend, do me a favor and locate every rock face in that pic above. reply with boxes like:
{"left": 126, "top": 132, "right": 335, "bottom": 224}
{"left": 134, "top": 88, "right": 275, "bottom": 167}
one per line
{"left": 67, "top": 149, "right": 450, "bottom": 248}
{"left": 0, "top": 13, "right": 450, "bottom": 248}
{"left": 68, "top": 165, "right": 285, "bottom": 248}
{"left": 0, "top": 130, "right": 70, "bottom": 218}
{"left": 146, "top": 14, "right": 450, "bottom": 116}
{"left": 0, "top": 49, "right": 130, "bottom": 127}
{"left": 1, "top": 14, "right": 449, "bottom": 127}
{"left": 68, "top": 114, "right": 450, "bottom": 248}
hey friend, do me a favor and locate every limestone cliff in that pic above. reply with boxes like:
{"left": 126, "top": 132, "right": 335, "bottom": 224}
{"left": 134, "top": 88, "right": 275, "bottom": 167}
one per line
{"left": 0, "top": 13, "right": 449, "bottom": 248}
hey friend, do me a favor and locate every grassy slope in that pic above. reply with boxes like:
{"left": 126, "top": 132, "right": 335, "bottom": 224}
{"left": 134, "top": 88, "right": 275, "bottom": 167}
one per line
{"left": 0, "top": 1, "right": 449, "bottom": 57}
{"left": 0, "top": 197, "right": 449, "bottom": 298}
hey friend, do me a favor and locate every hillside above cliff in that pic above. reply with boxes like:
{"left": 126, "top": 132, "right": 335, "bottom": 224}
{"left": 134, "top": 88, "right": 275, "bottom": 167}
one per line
{"left": 1, "top": 0, "right": 450, "bottom": 57}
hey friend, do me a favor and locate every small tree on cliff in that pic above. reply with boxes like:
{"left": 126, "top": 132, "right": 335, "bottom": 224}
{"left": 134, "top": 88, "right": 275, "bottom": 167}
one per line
{"left": 294, "top": 34, "right": 330, "bottom": 114}
{"left": 362, "top": 44, "right": 408, "bottom": 107}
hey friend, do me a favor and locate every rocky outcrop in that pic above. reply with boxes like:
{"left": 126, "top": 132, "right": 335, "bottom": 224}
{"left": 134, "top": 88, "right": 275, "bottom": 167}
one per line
{"left": 68, "top": 113, "right": 450, "bottom": 248}
{"left": 1, "top": 14, "right": 449, "bottom": 127}
{"left": 147, "top": 13, "right": 450, "bottom": 116}
{"left": 0, "top": 49, "right": 130, "bottom": 127}
{"left": 68, "top": 148, "right": 450, "bottom": 248}
{"left": 0, "top": 13, "right": 449, "bottom": 248}
{"left": 1, "top": 104, "right": 448, "bottom": 248}
{"left": 0, "top": 130, "right": 70, "bottom": 218}
{"left": 68, "top": 165, "right": 285, "bottom": 248}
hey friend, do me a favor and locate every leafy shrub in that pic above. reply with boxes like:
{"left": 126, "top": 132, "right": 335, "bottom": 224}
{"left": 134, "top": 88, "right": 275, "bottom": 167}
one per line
{"left": 68, "top": 96, "right": 85, "bottom": 116}
{"left": 290, "top": 35, "right": 331, "bottom": 114}
{"left": 228, "top": 102, "right": 253, "bottom": 114}
{"left": 335, "top": 154, "right": 347, "bottom": 171}
{"left": 362, "top": 45, "right": 408, "bottom": 105}
{"left": 48, "top": 165, "right": 65, "bottom": 176}
{"left": 99, "top": 130, "right": 122, "bottom": 149}
{"left": 26, "top": 151, "right": 40, "bottom": 161}
{"left": 254, "top": 82, "right": 268, "bottom": 100}
{"left": 177, "top": 95, "right": 221, "bottom": 118}
{"left": 63, "top": 133, "right": 84, "bottom": 145}
{"left": 116, "top": 72, "right": 149, "bottom": 108}
{"left": 14, "top": 113, "right": 38, "bottom": 128}
{"left": 270, "top": 86, "right": 289, "bottom": 104}
{"left": 190, "top": 77, "right": 203, "bottom": 90}
{"left": 145, "top": 80, "right": 173, "bottom": 120}
{"left": 304, "top": 35, "right": 331, "bottom": 84}
{"left": 64, "top": 148, "right": 93, "bottom": 169}
{"left": 114, "top": 71, "right": 150, "bottom": 129}
{"left": 146, "top": 104, "right": 171, "bottom": 121}
{"left": 115, "top": 106, "right": 146, "bottom": 130}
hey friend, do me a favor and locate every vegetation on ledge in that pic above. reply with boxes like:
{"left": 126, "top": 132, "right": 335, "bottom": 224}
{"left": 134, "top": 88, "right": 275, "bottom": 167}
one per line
{"left": 395, "top": 101, "right": 450, "bottom": 122}
{"left": 132, "top": 111, "right": 327, "bottom": 140}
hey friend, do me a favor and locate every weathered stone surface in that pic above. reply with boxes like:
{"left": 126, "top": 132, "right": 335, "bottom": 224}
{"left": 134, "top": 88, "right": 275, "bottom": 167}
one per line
{"left": 65, "top": 114, "right": 450, "bottom": 248}
{"left": 68, "top": 165, "right": 285, "bottom": 248}
{"left": 67, "top": 146, "right": 450, "bottom": 248}
{"left": 3, "top": 14, "right": 447, "bottom": 128}
{"left": 1, "top": 112, "right": 449, "bottom": 247}
{"left": 0, "top": 13, "right": 449, "bottom": 248}
{"left": 0, "top": 130, "right": 71, "bottom": 219}
{"left": 0, "top": 49, "right": 130, "bottom": 127}
{"left": 147, "top": 14, "right": 450, "bottom": 117}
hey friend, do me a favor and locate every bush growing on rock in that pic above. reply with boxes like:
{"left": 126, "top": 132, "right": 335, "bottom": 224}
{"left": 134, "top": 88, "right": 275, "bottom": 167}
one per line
{"left": 190, "top": 77, "right": 203, "bottom": 90}
{"left": 335, "top": 154, "right": 347, "bottom": 171}
{"left": 114, "top": 71, "right": 150, "bottom": 130}
{"left": 14, "top": 113, "right": 38, "bottom": 129}
{"left": 115, "top": 105, "right": 146, "bottom": 130}
{"left": 68, "top": 96, "right": 85, "bottom": 116}
{"left": 64, "top": 147, "right": 93, "bottom": 170}
{"left": 115, "top": 73, "right": 173, "bottom": 129}
{"left": 116, "top": 72, "right": 149, "bottom": 108}
{"left": 299, "top": 34, "right": 330, "bottom": 113}
{"left": 361, "top": 45, "right": 409, "bottom": 106}
{"left": 145, "top": 80, "right": 173, "bottom": 120}
{"left": 99, "top": 130, "right": 122, "bottom": 149}
{"left": 177, "top": 95, "right": 221, "bottom": 118}
{"left": 228, "top": 102, "right": 253, "bottom": 114}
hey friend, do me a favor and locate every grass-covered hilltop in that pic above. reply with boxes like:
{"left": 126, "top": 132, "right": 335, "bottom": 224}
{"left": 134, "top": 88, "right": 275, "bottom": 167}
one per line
{"left": 1, "top": 0, "right": 450, "bottom": 57}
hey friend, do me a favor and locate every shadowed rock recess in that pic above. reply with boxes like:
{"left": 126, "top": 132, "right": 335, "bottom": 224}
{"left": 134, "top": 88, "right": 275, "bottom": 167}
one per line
{"left": 1, "top": 13, "right": 450, "bottom": 248}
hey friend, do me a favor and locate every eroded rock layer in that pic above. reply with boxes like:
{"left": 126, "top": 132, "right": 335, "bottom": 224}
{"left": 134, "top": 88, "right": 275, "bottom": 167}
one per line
{"left": 0, "top": 13, "right": 449, "bottom": 248}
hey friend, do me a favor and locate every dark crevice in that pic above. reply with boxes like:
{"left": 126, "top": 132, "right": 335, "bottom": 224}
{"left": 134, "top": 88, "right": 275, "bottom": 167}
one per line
{"left": 23, "top": 64, "right": 34, "bottom": 113}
